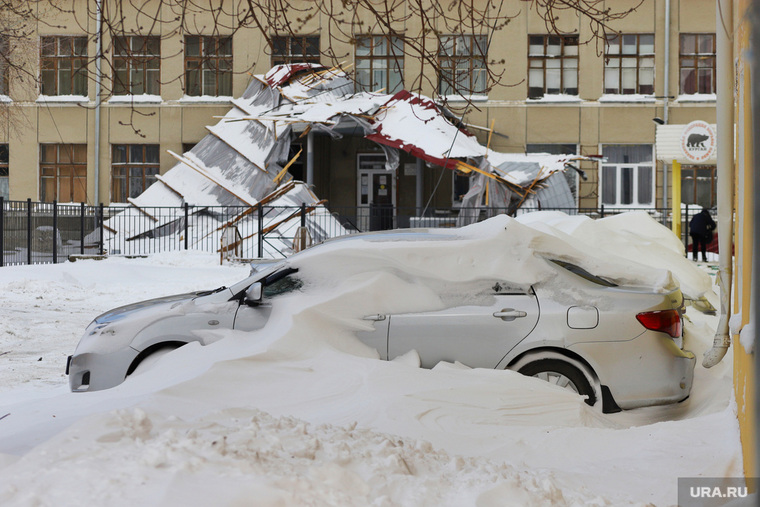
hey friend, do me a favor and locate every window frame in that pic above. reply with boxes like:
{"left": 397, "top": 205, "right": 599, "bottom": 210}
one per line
{"left": 39, "top": 144, "right": 88, "bottom": 203}
{"left": 438, "top": 34, "right": 488, "bottom": 96}
{"left": 110, "top": 144, "right": 160, "bottom": 203}
{"left": 679, "top": 33, "right": 716, "bottom": 95}
{"left": 681, "top": 165, "right": 717, "bottom": 208}
{"left": 113, "top": 36, "right": 161, "bottom": 96}
{"left": 603, "top": 33, "right": 655, "bottom": 95}
{"left": 0, "top": 37, "right": 9, "bottom": 96}
{"left": 184, "top": 35, "right": 233, "bottom": 97}
{"left": 270, "top": 35, "right": 320, "bottom": 66}
{"left": 527, "top": 34, "right": 579, "bottom": 99}
{"left": 0, "top": 144, "right": 8, "bottom": 199}
{"left": 40, "top": 36, "right": 88, "bottom": 96}
{"left": 355, "top": 35, "right": 404, "bottom": 93}
{"left": 599, "top": 144, "right": 655, "bottom": 208}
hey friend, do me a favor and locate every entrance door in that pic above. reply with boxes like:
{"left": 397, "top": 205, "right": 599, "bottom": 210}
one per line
{"left": 357, "top": 154, "right": 396, "bottom": 230}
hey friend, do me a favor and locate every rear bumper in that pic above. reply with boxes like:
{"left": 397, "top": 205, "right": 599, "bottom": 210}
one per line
{"left": 570, "top": 334, "right": 696, "bottom": 410}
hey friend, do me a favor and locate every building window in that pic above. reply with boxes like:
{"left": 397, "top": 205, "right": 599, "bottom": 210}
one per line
{"left": 682, "top": 165, "right": 716, "bottom": 208}
{"left": 270, "top": 35, "right": 320, "bottom": 66}
{"left": 355, "top": 35, "right": 404, "bottom": 93}
{"left": 184, "top": 36, "right": 232, "bottom": 96}
{"left": 40, "top": 36, "right": 88, "bottom": 96}
{"left": 0, "top": 37, "right": 9, "bottom": 96}
{"left": 111, "top": 144, "right": 160, "bottom": 203}
{"left": 600, "top": 145, "right": 653, "bottom": 207}
{"left": 40, "top": 144, "right": 87, "bottom": 203}
{"left": 679, "top": 33, "right": 715, "bottom": 94}
{"left": 438, "top": 35, "right": 487, "bottom": 96}
{"left": 604, "top": 34, "right": 654, "bottom": 95}
{"left": 0, "top": 145, "right": 8, "bottom": 199}
{"left": 528, "top": 35, "right": 578, "bottom": 99}
{"left": 114, "top": 36, "right": 160, "bottom": 95}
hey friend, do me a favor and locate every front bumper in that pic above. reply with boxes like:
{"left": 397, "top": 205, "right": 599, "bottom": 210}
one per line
{"left": 68, "top": 347, "right": 140, "bottom": 392}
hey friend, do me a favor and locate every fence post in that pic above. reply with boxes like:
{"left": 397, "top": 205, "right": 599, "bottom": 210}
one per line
{"left": 0, "top": 196, "right": 4, "bottom": 267}
{"left": 258, "top": 205, "right": 264, "bottom": 258}
{"left": 684, "top": 204, "right": 690, "bottom": 256}
{"left": 184, "top": 202, "right": 189, "bottom": 250}
{"left": 52, "top": 200, "right": 58, "bottom": 264}
{"left": 99, "top": 203, "right": 104, "bottom": 255}
{"left": 301, "top": 202, "right": 306, "bottom": 227}
{"left": 80, "top": 202, "right": 85, "bottom": 255}
{"left": 26, "top": 198, "right": 32, "bottom": 265}
{"left": 600, "top": 204, "right": 605, "bottom": 218}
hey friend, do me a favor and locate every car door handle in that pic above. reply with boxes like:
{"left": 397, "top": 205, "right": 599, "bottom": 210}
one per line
{"left": 362, "top": 314, "right": 387, "bottom": 321}
{"left": 493, "top": 309, "right": 528, "bottom": 321}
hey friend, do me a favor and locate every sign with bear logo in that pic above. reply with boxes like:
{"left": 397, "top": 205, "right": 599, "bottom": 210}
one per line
{"left": 680, "top": 121, "right": 717, "bottom": 163}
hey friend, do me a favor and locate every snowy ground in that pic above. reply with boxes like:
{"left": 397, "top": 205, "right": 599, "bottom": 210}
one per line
{"left": 0, "top": 213, "right": 744, "bottom": 506}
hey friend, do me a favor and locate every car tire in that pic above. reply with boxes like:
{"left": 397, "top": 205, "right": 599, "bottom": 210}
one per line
{"left": 517, "top": 358, "right": 597, "bottom": 407}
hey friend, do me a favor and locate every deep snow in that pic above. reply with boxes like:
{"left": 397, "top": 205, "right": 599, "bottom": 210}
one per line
{"left": 0, "top": 213, "right": 743, "bottom": 506}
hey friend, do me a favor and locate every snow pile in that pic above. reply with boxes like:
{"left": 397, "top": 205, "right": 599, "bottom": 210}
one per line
{"left": 0, "top": 212, "right": 743, "bottom": 506}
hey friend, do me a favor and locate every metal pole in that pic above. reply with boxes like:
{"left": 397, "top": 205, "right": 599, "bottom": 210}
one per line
{"left": 93, "top": 0, "right": 103, "bottom": 204}
{"left": 306, "top": 130, "right": 314, "bottom": 187}
{"left": 99, "top": 203, "right": 104, "bottom": 255}
{"left": 301, "top": 202, "right": 306, "bottom": 227}
{"left": 416, "top": 158, "right": 424, "bottom": 216}
{"left": 80, "top": 202, "right": 85, "bottom": 255}
{"left": 26, "top": 198, "right": 31, "bottom": 265}
{"left": 184, "top": 202, "right": 189, "bottom": 250}
{"left": 52, "top": 200, "right": 58, "bottom": 264}
{"left": 257, "top": 205, "right": 263, "bottom": 258}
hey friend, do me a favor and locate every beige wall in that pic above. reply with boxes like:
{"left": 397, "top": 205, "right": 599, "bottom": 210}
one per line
{"left": 3, "top": 0, "right": 717, "bottom": 208}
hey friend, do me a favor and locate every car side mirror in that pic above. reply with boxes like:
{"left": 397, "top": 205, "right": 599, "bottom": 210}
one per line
{"left": 244, "top": 282, "right": 263, "bottom": 305}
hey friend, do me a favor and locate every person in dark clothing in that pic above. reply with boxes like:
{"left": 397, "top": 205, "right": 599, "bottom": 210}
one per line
{"left": 689, "top": 207, "right": 716, "bottom": 262}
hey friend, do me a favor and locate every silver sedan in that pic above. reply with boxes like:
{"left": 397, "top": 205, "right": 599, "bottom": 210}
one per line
{"left": 67, "top": 236, "right": 695, "bottom": 413}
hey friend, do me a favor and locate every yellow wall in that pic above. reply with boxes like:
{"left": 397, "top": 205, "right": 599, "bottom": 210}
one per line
{"left": 733, "top": 0, "right": 756, "bottom": 479}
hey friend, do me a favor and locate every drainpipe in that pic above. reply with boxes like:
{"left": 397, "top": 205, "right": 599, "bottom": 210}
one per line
{"left": 416, "top": 158, "right": 423, "bottom": 216}
{"left": 703, "top": 0, "right": 734, "bottom": 368}
{"left": 662, "top": 0, "right": 671, "bottom": 210}
{"left": 93, "top": 0, "right": 103, "bottom": 204}
{"left": 306, "top": 130, "right": 314, "bottom": 187}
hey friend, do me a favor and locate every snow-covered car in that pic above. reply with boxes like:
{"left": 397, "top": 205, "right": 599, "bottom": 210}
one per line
{"left": 67, "top": 229, "right": 695, "bottom": 413}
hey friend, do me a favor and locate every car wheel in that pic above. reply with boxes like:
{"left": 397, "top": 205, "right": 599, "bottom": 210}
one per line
{"left": 128, "top": 345, "right": 181, "bottom": 377}
{"left": 517, "top": 358, "right": 597, "bottom": 406}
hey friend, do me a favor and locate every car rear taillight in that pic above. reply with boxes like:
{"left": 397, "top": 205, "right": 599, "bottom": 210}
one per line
{"left": 636, "top": 309, "right": 683, "bottom": 338}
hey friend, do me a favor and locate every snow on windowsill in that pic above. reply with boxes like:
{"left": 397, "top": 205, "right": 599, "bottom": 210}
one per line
{"left": 440, "top": 94, "right": 489, "bottom": 103}
{"left": 0, "top": 95, "right": 11, "bottom": 103}
{"left": 108, "top": 94, "right": 163, "bottom": 104}
{"left": 36, "top": 95, "right": 89, "bottom": 103}
{"left": 179, "top": 95, "right": 233, "bottom": 104}
{"left": 676, "top": 93, "right": 717, "bottom": 103}
{"left": 599, "top": 94, "right": 656, "bottom": 103}
{"left": 526, "top": 94, "right": 582, "bottom": 103}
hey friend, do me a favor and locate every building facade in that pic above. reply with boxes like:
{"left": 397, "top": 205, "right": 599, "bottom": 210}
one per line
{"left": 0, "top": 0, "right": 717, "bottom": 215}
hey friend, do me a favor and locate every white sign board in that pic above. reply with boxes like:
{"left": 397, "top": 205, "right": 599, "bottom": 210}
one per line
{"left": 655, "top": 122, "right": 718, "bottom": 164}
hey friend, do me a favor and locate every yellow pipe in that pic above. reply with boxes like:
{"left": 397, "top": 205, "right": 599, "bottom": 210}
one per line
{"left": 671, "top": 160, "right": 681, "bottom": 238}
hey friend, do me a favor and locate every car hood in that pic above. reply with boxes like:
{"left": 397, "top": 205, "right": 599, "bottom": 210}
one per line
{"left": 93, "top": 292, "right": 205, "bottom": 325}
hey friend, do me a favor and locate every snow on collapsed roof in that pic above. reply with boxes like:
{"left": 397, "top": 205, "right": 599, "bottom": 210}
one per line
{"left": 100, "top": 64, "right": 595, "bottom": 257}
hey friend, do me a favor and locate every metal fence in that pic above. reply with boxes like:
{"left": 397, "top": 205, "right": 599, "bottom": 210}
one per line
{"left": 0, "top": 197, "right": 706, "bottom": 267}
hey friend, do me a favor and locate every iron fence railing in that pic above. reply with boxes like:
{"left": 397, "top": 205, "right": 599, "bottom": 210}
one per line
{"left": 0, "top": 197, "right": 711, "bottom": 267}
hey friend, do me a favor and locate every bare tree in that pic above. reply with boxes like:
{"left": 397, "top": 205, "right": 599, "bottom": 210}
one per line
{"left": 0, "top": 0, "right": 642, "bottom": 133}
